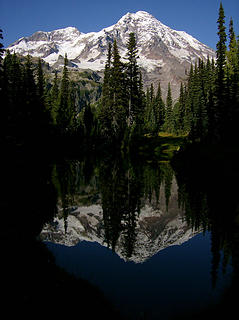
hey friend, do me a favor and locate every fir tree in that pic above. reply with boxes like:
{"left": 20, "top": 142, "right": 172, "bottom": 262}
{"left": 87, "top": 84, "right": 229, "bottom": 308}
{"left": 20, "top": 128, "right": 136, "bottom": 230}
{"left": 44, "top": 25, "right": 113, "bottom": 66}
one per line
{"left": 144, "top": 85, "right": 156, "bottom": 134}
{"left": 50, "top": 71, "right": 59, "bottom": 124}
{"left": 155, "top": 82, "right": 165, "bottom": 131}
{"left": 177, "top": 82, "right": 186, "bottom": 134}
{"left": 111, "top": 40, "right": 127, "bottom": 138}
{"left": 227, "top": 18, "right": 239, "bottom": 106}
{"left": 36, "top": 58, "right": 45, "bottom": 103}
{"left": 36, "top": 58, "right": 52, "bottom": 133}
{"left": 164, "top": 83, "right": 173, "bottom": 132}
{"left": 83, "top": 104, "right": 94, "bottom": 137}
{"left": 0, "top": 29, "right": 4, "bottom": 138}
{"left": 57, "top": 54, "right": 72, "bottom": 134}
{"left": 22, "top": 55, "right": 38, "bottom": 134}
{"left": 215, "top": 2, "right": 227, "bottom": 138}
{"left": 137, "top": 71, "right": 146, "bottom": 128}
{"left": 2, "top": 51, "right": 23, "bottom": 137}
{"left": 125, "top": 33, "right": 140, "bottom": 126}
{"left": 0, "top": 29, "right": 4, "bottom": 62}
{"left": 99, "top": 42, "right": 113, "bottom": 137}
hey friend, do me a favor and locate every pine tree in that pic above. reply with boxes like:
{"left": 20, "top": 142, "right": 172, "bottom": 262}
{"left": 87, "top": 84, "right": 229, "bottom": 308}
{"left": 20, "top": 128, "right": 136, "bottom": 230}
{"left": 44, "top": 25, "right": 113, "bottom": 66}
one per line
{"left": 144, "top": 84, "right": 156, "bottom": 134}
{"left": 227, "top": 18, "right": 238, "bottom": 105}
{"left": 36, "top": 58, "right": 45, "bottom": 103}
{"left": 0, "top": 29, "right": 4, "bottom": 62}
{"left": 50, "top": 71, "right": 59, "bottom": 124}
{"left": 99, "top": 42, "right": 113, "bottom": 137}
{"left": 0, "top": 29, "right": 4, "bottom": 138}
{"left": 84, "top": 104, "right": 94, "bottom": 136}
{"left": 215, "top": 2, "right": 227, "bottom": 138}
{"left": 36, "top": 58, "right": 52, "bottom": 133}
{"left": 111, "top": 40, "right": 127, "bottom": 138}
{"left": 137, "top": 71, "right": 146, "bottom": 127}
{"left": 125, "top": 33, "right": 140, "bottom": 126}
{"left": 57, "top": 54, "right": 72, "bottom": 134}
{"left": 69, "top": 81, "right": 79, "bottom": 133}
{"left": 177, "top": 82, "right": 186, "bottom": 134}
{"left": 22, "top": 55, "right": 38, "bottom": 135}
{"left": 155, "top": 82, "right": 165, "bottom": 131}
{"left": 164, "top": 83, "right": 173, "bottom": 133}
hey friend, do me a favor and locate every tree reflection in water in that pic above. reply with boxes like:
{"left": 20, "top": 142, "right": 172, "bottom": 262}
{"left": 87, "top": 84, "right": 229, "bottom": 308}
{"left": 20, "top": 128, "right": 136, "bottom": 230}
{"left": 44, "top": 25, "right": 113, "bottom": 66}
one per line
{"left": 3, "top": 144, "right": 239, "bottom": 318}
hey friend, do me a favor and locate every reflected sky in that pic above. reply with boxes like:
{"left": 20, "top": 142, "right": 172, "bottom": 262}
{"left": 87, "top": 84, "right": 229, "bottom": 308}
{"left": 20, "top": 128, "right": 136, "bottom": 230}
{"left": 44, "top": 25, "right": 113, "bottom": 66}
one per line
{"left": 46, "top": 231, "right": 232, "bottom": 319}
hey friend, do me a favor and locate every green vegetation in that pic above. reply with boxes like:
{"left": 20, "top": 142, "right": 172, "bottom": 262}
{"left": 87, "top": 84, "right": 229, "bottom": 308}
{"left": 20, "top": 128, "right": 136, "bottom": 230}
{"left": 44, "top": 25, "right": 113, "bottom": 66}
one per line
{"left": 0, "top": 3, "right": 238, "bottom": 154}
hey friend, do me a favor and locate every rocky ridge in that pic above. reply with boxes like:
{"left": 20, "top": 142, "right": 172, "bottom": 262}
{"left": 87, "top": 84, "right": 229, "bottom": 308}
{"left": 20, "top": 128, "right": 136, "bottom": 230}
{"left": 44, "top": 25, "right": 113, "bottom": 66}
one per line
{"left": 8, "top": 11, "right": 215, "bottom": 99}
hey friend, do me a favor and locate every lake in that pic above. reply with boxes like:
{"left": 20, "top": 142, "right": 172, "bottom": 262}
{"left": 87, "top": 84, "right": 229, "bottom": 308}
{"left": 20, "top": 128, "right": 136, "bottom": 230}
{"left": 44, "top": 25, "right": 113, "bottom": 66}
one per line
{"left": 2, "top": 146, "right": 238, "bottom": 319}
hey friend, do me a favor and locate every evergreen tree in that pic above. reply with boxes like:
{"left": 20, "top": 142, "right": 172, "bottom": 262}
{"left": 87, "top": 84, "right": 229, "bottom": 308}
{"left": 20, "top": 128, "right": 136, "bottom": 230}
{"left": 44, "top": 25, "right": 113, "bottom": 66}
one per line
{"left": 164, "top": 83, "right": 173, "bottom": 132}
{"left": 155, "top": 82, "right": 165, "bottom": 131}
{"left": 69, "top": 81, "right": 79, "bottom": 133}
{"left": 215, "top": 2, "right": 227, "bottom": 138}
{"left": 83, "top": 104, "right": 94, "bottom": 137}
{"left": 0, "top": 29, "right": 4, "bottom": 138}
{"left": 144, "top": 84, "right": 156, "bottom": 134}
{"left": 2, "top": 51, "right": 22, "bottom": 137}
{"left": 144, "top": 87, "right": 151, "bottom": 132}
{"left": 57, "top": 54, "right": 72, "bottom": 134}
{"left": 125, "top": 33, "right": 140, "bottom": 126}
{"left": 227, "top": 18, "right": 239, "bottom": 107}
{"left": 50, "top": 71, "right": 59, "bottom": 124}
{"left": 206, "top": 59, "right": 217, "bottom": 141}
{"left": 137, "top": 71, "right": 146, "bottom": 128}
{"left": 22, "top": 55, "right": 38, "bottom": 135}
{"left": 36, "top": 58, "right": 45, "bottom": 103}
{"left": 111, "top": 40, "right": 127, "bottom": 138}
{"left": 0, "top": 29, "right": 4, "bottom": 62}
{"left": 36, "top": 58, "right": 52, "bottom": 133}
{"left": 177, "top": 82, "right": 186, "bottom": 134}
{"left": 99, "top": 42, "right": 113, "bottom": 138}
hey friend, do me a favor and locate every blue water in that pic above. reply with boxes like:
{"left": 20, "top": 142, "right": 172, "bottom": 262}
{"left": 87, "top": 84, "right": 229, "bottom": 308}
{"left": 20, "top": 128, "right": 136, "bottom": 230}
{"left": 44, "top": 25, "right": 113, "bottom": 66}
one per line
{"left": 46, "top": 231, "right": 232, "bottom": 319}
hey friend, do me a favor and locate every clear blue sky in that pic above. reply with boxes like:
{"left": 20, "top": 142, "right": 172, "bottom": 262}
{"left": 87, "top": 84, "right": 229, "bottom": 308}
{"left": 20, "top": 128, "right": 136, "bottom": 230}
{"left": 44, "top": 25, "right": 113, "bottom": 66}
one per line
{"left": 1, "top": 0, "right": 238, "bottom": 49}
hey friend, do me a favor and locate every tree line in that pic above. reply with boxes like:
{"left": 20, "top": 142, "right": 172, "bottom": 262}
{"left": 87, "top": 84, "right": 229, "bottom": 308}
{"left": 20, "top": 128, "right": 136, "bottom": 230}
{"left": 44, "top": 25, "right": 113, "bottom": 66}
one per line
{"left": 180, "top": 4, "right": 239, "bottom": 144}
{"left": 98, "top": 3, "right": 239, "bottom": 144}
{"left": 1, "top": 3, "right": 238, "bottom": 148}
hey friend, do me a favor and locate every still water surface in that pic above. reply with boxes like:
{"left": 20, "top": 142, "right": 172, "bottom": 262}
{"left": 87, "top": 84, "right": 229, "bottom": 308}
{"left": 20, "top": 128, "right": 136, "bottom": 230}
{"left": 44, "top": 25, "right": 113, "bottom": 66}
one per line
{"left": 46, "top": 233, "right": 231, "bottom": 319}
{"left": 39, "top": 153, "right": 235, "bottom": 319}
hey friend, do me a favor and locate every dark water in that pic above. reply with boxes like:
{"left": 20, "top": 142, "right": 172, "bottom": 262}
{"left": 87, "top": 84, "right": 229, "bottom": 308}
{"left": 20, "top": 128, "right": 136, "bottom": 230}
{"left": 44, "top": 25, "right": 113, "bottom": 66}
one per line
{"left": 46, "top": 233, "right": 231, "bottom": 319}
{"left": 2, "top": 148, "right": 239, "bottom": 318}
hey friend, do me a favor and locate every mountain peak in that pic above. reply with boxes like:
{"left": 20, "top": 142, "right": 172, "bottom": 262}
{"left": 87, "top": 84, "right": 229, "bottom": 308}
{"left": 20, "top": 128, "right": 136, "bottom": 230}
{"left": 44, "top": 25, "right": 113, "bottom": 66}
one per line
{"left": 7, "top": 12, "right": 215, "bottom": 99}
{"left": 117, "top": 10, "right": 157, "bottom": 25}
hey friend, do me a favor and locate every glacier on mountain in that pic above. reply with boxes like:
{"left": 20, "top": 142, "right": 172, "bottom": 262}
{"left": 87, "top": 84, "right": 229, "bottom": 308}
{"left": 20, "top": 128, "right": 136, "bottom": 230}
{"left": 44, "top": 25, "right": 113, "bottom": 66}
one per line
{"left": 8, "top": 11, "right": 215, "bottom": 98}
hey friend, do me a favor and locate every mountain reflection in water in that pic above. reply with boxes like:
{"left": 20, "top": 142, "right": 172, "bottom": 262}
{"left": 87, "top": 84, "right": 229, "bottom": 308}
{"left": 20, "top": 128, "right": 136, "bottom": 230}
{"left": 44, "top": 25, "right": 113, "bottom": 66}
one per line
{"left": 41, "top": 150, "right": 238, "bottom": 319}
{"left": 2, "top": 148, "right": 239, "bottom": 319}
{"left": 41, "top": 174, "right": 199, "bottom": 263}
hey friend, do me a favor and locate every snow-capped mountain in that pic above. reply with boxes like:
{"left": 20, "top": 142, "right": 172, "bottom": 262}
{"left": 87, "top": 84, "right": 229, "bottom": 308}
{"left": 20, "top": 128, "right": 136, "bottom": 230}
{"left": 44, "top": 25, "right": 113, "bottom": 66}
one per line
{"left": 41, "top": 178, "right": 199, "bottom": 263}
{"left": 8, "top": 11, "right": 215, "bottom": 98}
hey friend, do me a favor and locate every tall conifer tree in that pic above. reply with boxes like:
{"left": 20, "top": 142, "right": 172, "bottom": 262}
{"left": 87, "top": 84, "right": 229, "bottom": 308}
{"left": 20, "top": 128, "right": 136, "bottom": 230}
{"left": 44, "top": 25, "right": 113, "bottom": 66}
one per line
{"left": 155, "top": 82, "right": 165, "bottom": 131}
{"left": 50, "top": 71, "right": 59, "bottom": 124}
{"left": 99, "top": 42, "right": 113, "bottom": 137}
{"left": 164, "top": 83, "right": 173, "bottom": 132}
{"left": 57, "top": 54, "right": 71, "bottom": 133}
{"left": 111, "top": 40, "right": 127, "bottom": 138}
{"left": 0, "top": 29, "right": 4, "bottom": 62}
{"left": 215, "top": 2, "right": 227, "bottom": 137}
{"left": 125, "top": 33, "right": 140, "bottom": 126}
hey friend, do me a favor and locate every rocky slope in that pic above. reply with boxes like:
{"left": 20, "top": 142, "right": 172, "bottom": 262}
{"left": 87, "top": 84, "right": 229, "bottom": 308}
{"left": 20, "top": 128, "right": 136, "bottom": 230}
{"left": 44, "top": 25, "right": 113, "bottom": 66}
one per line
{"left": 8, "top": 11, "right": 215, "bottom": 99}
